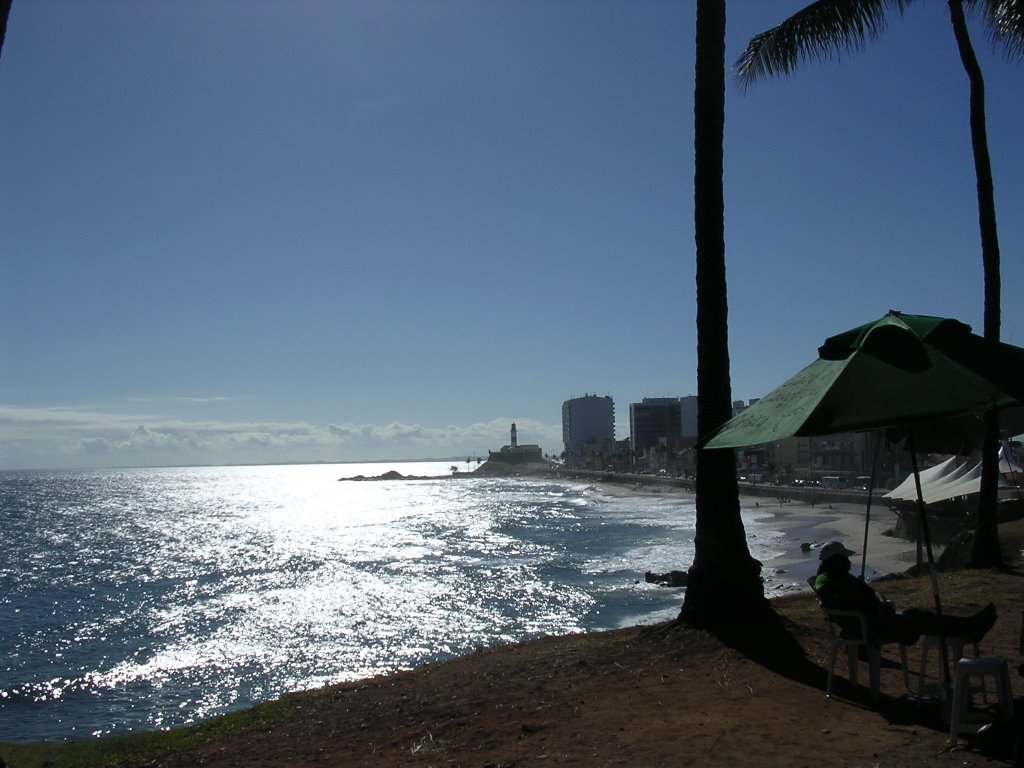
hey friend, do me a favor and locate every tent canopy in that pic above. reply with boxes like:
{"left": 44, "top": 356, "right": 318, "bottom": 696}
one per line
{"left": 884, "top": 446, "right": 1020, "bottom": 505}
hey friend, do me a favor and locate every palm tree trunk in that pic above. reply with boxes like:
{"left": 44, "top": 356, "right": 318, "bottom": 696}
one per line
{"left": 679, "top": 0, "right": 767, "bottom": 628}
{"left": 0, "top": 0, "right": 12, "bottom": 59}
{"left": 947, "top": 0, "right": 1004, "bottom": 568}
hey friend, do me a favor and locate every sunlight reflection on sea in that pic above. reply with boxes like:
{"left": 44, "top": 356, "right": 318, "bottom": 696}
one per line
{"left": 0, "top": 462, "right": 788, "bottom": 743}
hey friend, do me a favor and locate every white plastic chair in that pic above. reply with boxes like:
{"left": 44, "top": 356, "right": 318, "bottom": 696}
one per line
{"left": 823, "top": 607, "right": 910, "bottom": 704}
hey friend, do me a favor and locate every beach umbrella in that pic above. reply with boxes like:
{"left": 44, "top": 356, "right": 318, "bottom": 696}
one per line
{"left": 884, "top": 407, "right": 1024, "bottom": 455}
{"left": 703, "top": 310, "right": 1024, "bottom": 685}
{"left": 704, "top": 311, "right": 1024, "bottom": 449}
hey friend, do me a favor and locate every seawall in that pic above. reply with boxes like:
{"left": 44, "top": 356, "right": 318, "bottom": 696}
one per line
{"left": 544, "top": 467, "right": 876, "bottom": 506}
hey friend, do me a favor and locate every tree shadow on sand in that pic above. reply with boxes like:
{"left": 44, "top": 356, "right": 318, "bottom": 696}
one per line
{"left": 644, "top": 607, "right": 954, "bottom": 734}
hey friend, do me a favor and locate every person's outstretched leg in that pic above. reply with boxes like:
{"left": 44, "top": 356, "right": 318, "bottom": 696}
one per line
{"left": 897, "top": 603, "right": 996, "bottom": 641}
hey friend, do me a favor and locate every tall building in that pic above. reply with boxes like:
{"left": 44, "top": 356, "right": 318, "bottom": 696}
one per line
{"left": 679, "top": 395, "right": 698, "bottom": 438}
{"left": 629, "top": 396, "right": 699, "bottom": 454}
{"left": 629, "top": 398, "right": 682, "bottom": 456}
{"left": 561, "top": 395, "right": 615, "bottom": 463}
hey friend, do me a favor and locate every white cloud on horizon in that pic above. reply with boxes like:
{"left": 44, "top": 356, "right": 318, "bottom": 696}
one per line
{"left": 0, "top": 405, "right": 562, "bottom": 470}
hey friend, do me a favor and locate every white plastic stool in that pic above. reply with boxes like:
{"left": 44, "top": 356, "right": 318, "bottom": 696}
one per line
{"left": 918, "top": 635, "right": 980, "bottom": 698}
{"left": 948, "top": 657, "right": 1015, "bottom": 744}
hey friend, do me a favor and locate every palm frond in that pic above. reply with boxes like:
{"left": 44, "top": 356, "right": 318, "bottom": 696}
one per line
{"left": 977, "top": 0, "right": 1024, "bottom": 59}
{"left": 734, "top": 0, "right": 919, "bottom": 89}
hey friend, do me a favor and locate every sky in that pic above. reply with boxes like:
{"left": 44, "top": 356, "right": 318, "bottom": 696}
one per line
{"left": 2, "top": 0, "right": 1022, "bottom": 470}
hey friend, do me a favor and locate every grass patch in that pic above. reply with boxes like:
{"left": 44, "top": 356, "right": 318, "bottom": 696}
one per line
{"left": 0, "top": 694, "right": 303, "bottom": 768}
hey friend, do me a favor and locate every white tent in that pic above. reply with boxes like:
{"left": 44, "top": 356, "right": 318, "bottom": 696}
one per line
{"left": 884, "top": 445, "right": 1019, "bottom": 505}
{"left": 922, "top": 461, "right": 978, "bottom": 504}
{"left": 883, "top": 456, "right": 957, "bottom": 503}
{"left": 927, "top": 462, "right": 982, "bottom": 503}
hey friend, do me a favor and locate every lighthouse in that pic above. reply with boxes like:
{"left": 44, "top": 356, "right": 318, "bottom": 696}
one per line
{"left": 487, "top": 421, "right": 543, "bottom": 464}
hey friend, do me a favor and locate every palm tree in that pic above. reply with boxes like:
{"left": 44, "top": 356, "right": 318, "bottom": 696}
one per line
{"left": 0, "top": 1, "right": 12, "bottom": 59}
{"left": 735, "top": 0, "right": 1024, "bottom": 568}
{"left": 678, "top": 0, "right": 769, "bottom": 629}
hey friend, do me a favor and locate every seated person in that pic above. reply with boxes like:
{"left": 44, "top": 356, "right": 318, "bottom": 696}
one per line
{"left": 812, "top": 541, "right": 996, "bottom": 646}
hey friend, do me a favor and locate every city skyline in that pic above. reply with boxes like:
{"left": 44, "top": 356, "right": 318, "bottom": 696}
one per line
{"left": 3, "top": 1, "right": 1022, "bottom": 469}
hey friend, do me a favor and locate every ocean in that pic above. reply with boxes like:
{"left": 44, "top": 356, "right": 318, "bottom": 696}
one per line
{"left": 0, "top": 462, "right": 792, "bottom": 743}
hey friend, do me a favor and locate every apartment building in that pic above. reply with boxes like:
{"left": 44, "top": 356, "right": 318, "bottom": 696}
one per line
{"left": 561, "top": 395, "right": 615, "bottom": 466}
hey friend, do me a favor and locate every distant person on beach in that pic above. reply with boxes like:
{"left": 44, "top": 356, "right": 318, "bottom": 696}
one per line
{"left": 812, "top": 541, "right": 997, "bottom": 646}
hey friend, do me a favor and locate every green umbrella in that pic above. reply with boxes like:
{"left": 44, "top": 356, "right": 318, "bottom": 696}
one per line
{"left": 703, "top": 310, "right": 1024, "bottom": 690}
{"left": 704, "top": 311, "right": 1024, "bottom": 450}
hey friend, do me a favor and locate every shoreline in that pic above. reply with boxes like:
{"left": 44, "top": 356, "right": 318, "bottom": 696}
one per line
{"left": 359, "top": 463, "right": 940, "bottom": 591}
{"left": 581, "top": 472, "right": 920, "bottom": 587}
{"left": 596, "top": 475, "right": 1024, "bottom": 594}
{"left": 742, "top": 493, "right": 918, "bottom": 589}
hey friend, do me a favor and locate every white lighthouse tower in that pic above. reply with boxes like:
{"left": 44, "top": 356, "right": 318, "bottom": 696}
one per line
{"left": 487, "top": 421, "right": 542, "bottom": 464}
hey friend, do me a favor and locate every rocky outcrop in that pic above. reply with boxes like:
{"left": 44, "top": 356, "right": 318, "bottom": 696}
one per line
{"left": 340, "top": 470, "right": 430, "bottom": 481}
{"left": 645, "top": 570, "right": 688, "bottom": 587}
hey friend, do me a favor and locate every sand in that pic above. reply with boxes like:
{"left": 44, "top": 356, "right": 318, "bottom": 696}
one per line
{"left": 745, "top": 493, "right": 919, "bottom": 584}
{"left": 603, "top": 479, "right": 922, "bottom": 586}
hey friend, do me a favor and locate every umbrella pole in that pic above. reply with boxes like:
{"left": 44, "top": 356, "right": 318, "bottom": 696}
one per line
{"left": 909, "top": 427, "right": 950, "bottom": 685}
{"left": 860, "top": 431, "right": 882, "bottom": 580}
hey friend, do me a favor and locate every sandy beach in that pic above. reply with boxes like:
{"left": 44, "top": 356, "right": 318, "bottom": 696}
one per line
{"left": 744, "top": 493, "right": 919, "bottom": 585}
{"left": 601, "top": 476, "right": 923, "bottom": 585}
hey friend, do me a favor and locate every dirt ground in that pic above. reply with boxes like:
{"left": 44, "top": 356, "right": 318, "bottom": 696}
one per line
{"left": 139, "top": 563, "right": 1024, "bottom": 768}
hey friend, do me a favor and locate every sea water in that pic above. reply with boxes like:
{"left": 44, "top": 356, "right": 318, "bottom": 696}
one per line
{"left": 0, "top": 462, "right": 789, "bottom": 743}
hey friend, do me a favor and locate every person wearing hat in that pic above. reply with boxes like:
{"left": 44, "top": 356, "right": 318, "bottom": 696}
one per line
{"left": 812, "top": 540, "right": 996, "bottom": 645}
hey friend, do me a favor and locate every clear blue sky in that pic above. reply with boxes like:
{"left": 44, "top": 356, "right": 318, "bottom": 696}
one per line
{"left": 2, "top": 1, "right": 1022, "bottom": 469}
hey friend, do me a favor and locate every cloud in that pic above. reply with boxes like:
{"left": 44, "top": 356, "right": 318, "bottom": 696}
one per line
{"left": 79, "top": 436, "right": 114, "bottom": 455}
{"left": 0, "top": 406, "right": 562, "bottom": 470}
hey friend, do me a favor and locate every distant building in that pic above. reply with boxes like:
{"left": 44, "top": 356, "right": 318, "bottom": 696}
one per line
{"left": 679, "top": 395, "right": 698, "bottom": 438}
{"left": 488, "top": 422, "right": 544, "bottom": 464}
{"left": 732, "top": 398, "right": 759, "bottom": 418}
{"left": 627, "top": 396, "right": 700, "bottom": 473}
{"left": 629, "top": 396, "right": 698, "bottom": 456}
{"left": 561, "top": 395, "right": 615, "bottom": 467}
{"left": 734, "top": 430, "right": 895, "bottom": 486}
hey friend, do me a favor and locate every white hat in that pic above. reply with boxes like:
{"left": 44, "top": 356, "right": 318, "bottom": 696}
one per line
{"left": 819, "top": 541, "right": 856, "bottom": 562}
